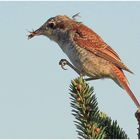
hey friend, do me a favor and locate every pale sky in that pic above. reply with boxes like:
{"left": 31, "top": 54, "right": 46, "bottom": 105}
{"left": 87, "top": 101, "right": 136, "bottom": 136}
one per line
{"left": 0, "top": 1, "right": 140, "bottom": 138}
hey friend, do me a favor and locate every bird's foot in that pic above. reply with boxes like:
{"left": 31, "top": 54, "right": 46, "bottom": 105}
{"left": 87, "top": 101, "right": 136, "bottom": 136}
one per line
{"left": 59, "top": 59, "right": 80, "bottom": 75}
{"left": 59, "top": 59, "right": 68, "bottom": 70}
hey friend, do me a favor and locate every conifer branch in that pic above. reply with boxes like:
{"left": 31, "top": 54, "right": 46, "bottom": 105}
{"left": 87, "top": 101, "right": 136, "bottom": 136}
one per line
{"left": 135, "top": 109, "right": 140, "bottom": 139}
{"left": 69, "top": 77, "right": 128, "bottom": 139}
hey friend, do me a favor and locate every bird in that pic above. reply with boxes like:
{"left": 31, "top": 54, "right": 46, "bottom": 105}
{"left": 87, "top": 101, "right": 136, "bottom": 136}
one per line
{"left": 28, "top": 14, "right": 140, "bottom": 108}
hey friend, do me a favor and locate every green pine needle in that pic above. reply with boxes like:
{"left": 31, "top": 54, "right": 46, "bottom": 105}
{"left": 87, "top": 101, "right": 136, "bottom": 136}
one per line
{"left": 69, "top": 77, "right": 128, "bottom": 139}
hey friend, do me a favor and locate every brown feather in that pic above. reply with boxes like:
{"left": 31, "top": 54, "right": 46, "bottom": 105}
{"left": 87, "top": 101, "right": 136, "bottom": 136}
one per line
{"left": 73, "top": 23, "right": 133, "bottom": 73}
{"left": 112, "top": 65, "right": 140, "bottom": 108}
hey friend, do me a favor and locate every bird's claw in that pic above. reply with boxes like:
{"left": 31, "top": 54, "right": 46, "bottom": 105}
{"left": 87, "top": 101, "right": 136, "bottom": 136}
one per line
{"left": 59, "top": 59, "right": 81, "bottom": 75}
{"left": 59, "top": 59, "right": 68, "bottom": 70}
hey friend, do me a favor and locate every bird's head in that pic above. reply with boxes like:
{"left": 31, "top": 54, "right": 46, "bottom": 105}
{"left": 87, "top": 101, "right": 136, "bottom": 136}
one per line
{"left": 28, "top": 15, "right": 79, "bottom": 42}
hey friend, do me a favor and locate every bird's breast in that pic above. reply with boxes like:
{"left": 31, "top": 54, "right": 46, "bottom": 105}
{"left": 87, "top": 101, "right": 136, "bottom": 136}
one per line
{"left": 58, "top": 38, "right": 112, "bottom": 78}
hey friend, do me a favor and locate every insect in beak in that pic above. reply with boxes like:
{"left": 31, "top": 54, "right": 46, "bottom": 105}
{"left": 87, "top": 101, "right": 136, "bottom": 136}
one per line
{"left": 28, "top": 26, "right": 44, "bottom": 39}
{"left": 28, "top": 29, "right": 36, "bottom": 39}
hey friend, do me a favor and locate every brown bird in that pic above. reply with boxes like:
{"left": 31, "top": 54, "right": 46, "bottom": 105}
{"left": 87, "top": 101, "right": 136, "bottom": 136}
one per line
{"left": 28, "top": 14, "right": 140, "bottom": 108}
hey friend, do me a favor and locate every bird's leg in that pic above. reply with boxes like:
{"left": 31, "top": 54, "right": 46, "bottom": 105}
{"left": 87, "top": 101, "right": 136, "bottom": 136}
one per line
{"left": 59, "top": 59, "right": 81, "bottom": 75}
{"left": 59, "top": 59, "right": 101, "bottom": 82}
{"left": 85, "top": 77, "right": 100, "bottom": 81}
{"left": 59, "top": 59, "right": 101, "bottom": 81}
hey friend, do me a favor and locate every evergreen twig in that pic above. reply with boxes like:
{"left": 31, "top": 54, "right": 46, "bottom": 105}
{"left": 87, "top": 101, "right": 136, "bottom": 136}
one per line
{"left": 69, "top": 77, "right": 128, "bottom": 139}
{"left": 135, "top": 109, "right": 140, "bottom": 139}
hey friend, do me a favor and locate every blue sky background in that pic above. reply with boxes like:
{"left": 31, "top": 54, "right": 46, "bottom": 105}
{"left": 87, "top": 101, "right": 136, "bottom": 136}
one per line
{"left": 0, "top": 1, "right": 140, "bottom": 138}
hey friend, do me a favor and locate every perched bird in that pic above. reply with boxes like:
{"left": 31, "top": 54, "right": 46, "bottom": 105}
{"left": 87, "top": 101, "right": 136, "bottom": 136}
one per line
{"left": 28, "top": 15, "right": 140, "bottom": 108}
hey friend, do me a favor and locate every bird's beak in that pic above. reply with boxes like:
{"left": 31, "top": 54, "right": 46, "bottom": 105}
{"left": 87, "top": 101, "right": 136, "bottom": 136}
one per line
{"left": 28, "top": 26, "right": 45, "bottom": 39}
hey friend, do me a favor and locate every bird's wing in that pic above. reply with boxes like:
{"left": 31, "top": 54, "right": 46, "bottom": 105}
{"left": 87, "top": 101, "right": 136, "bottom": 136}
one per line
{"left": 73, "top": 24, "right": 133, "bottom": 73}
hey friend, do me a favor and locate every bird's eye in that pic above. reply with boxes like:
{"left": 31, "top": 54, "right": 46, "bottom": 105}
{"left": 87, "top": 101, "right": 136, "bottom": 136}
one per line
{"left": 47, "top": 22, "right": 55, "bottom": 28}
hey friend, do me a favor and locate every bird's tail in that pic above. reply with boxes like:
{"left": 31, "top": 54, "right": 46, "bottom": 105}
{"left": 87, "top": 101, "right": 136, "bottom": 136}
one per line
{"left": 112, "top": 65, "right": 140, "bottom": 108}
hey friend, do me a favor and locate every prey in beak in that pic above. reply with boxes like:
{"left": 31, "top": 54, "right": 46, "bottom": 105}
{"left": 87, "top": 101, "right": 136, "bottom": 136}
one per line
{"left": 28, "top": 29, "right": 36, "bottom": 39}
{"left": 28, "top": 27, "right": 44, "bottom": 40}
